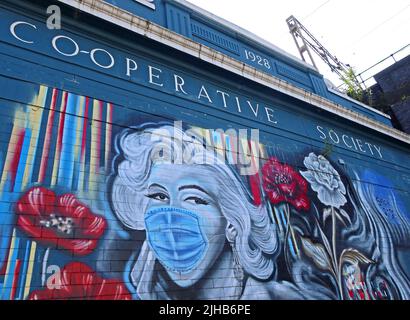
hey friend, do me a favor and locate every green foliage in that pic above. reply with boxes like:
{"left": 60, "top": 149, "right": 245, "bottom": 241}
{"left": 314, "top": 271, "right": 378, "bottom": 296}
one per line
{"left": 340, "top": 67, "right": 366, "bottom": 103}
{"left": 401, "top": 94, "right": 410, "bottom": 102}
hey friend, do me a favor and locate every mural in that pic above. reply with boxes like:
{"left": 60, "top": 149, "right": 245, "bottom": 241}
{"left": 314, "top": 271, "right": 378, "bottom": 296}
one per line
{"left": 0, "top": 85, "right": 410, "bottom": 300}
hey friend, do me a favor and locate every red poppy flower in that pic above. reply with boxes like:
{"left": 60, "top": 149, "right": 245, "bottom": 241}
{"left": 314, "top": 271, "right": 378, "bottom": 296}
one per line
{"left": 15, "top": 187, "right": 107, "bottom": 256}
{"left": 262, "top": 157, "right": 310, "bottom": 211}
{"left": 29, "top": 262, "right": 132, "bottom": 300}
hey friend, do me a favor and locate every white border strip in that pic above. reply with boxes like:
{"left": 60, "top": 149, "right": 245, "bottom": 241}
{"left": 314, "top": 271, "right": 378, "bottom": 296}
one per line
{"left": 55, "top": 0, "right": 410, "bottom": 145}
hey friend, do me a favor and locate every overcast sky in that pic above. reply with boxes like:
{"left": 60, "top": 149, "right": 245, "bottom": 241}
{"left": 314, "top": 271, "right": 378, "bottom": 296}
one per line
{"left": 187, "top": 0, "right": 410, "bottom": 87}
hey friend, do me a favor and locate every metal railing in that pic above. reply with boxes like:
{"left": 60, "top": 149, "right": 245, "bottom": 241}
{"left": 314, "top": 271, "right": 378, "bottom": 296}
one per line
{"left": 356, "top": 44, "right": 410, "bottom": 89}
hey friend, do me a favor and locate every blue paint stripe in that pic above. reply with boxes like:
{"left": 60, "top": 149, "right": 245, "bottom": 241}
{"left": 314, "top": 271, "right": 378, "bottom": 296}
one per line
{"left": 13, "top": 129, "right": 32, "bottom": 192}
{"left": 225, "top": 135, "right": 234, "bottom": 164}
{"left": 0, "top": 150, "right": 5, "bottom": 176}
{"left": 1, "top": 236, "right": 20, "bottom": 300}
{"left": 0, "top": 153, "right": 4, "bottom": 185}
{"left": 58, "top": 93, "right": 78, "bottom": 188}
{"left": 16, "top": 241, "right": 30, "bottom": 300}
{"left": 71, "top": 160, "right": 79, "bottom": 192}
{"left": 212, "top": 131, "right": 221, "bottom": 147}
{"left": 213, "top": 131, "right": 225, "bottom": 161}
{"left": 0, "top": 216, "right": 13, "bottom": 275}
{"left": 288, "top": 237, "right": 296, "bottom": 257}
{"left": 0, "top": 160, "right": 13, "bottom": 273}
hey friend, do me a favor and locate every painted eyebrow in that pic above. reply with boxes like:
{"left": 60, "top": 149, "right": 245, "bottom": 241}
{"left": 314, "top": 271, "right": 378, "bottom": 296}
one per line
{"left": 148, "top": 183, "right": 167, "bottom": 190}
{"left": 178, "top": 185, "right": 210, "bottom": 196}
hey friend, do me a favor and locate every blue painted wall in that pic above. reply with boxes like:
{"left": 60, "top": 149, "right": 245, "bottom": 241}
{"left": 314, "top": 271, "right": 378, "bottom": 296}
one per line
{"left": 0, "top": 0, "right": 409, "bottom": 300}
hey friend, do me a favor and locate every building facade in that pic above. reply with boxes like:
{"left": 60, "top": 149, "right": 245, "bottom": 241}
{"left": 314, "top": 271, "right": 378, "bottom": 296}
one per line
{"left": 0, "top": 0, "right": 410, "bottom": 300}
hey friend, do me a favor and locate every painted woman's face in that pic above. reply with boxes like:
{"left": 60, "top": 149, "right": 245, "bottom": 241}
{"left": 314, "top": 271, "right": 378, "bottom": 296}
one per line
{"left": 144, "top": 163, "right": 227, "bottom": 287}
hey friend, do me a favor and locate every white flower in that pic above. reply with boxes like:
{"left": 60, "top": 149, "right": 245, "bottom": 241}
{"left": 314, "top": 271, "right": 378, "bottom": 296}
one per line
{"left": 300, "top": 153, "right": 347, "bottom": 208}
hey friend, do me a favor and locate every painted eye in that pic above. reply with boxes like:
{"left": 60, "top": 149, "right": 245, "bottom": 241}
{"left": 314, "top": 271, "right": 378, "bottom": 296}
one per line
{"left": 146, "top": 193, "right": 169, "bottom": 202}
{"left": 185, "top": 197, "right": 209, "bottom": 205}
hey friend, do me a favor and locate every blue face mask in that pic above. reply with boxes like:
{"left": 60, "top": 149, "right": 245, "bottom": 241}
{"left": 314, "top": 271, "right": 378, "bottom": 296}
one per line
{"left": 144, "top": 207, "right": 209, "bottom": 274}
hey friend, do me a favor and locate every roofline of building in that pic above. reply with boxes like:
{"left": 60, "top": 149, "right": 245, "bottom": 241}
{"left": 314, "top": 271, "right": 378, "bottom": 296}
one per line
{"left": 327, "top": 87, "right": 391, "bottom": 119}
{"left": 55, "top": 0, "right": 410, "bottom": 146}
{"left": 176, "top": 0, "right": 391, "bottom": 121}
{"left": 171, "top": 0, "right": 318, "bottom": 73}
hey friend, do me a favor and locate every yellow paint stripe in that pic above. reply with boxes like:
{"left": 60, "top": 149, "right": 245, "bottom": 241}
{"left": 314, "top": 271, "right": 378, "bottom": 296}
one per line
{"left": 88, "top": 100, "right": 101, "bottom": 193}
{"left": 22, "top": 86, "right": 47, "bottom": 188}
{"left": 250, "top": 139, "right": 259, "bottom": 165}
{"left": 203, "top": 128, "right": 212, "bottom": 147}
{"left": 22, "top": 241, "right": 37, "bottom": 300}
{"left": 259, "top": 142, "right": 267, "bottom": 162}
{"left": 0, "top": 110, "right": 26, "bottom": 192}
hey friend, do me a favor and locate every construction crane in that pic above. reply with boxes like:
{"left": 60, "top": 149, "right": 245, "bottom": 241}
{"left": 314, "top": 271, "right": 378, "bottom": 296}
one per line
{"left": 286, "top": 15, "right": 363, "bottom": 90}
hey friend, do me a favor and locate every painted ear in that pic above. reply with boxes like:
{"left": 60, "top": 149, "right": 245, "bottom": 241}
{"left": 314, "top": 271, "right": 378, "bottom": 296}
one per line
{"left": 225, "top": 223, "right": 237, "bottom": 243}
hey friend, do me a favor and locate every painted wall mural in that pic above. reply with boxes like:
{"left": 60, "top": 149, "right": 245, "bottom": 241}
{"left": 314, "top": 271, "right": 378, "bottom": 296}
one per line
{"left": 0, "top": 84, "right": 410, "bottom": 300}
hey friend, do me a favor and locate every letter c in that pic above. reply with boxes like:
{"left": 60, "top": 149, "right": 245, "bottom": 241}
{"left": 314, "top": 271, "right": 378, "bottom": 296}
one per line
{"left": 342, "top": 135, "right": 353, "bottom": 148}
{"left": 10, "top": 21, "right": 37, "bottom": 44}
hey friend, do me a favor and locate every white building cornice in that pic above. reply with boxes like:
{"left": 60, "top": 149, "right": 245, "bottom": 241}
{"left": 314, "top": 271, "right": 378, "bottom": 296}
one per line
{"left": 172, "top": 0, "right": 317, "bottom": 73}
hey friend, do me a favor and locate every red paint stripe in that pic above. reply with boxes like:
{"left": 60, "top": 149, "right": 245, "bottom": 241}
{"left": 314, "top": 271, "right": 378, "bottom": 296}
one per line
{"left": 249, "top": 174, "right": 262, "bottom": 206}
{"left": 9, "top": 130, "right": 26, "bottom": 191}
{"left": 10, "top": 259, "right": 22, "bottom": 300}
{"left": 38, "top": 88, "right": 58, "bottom": 183}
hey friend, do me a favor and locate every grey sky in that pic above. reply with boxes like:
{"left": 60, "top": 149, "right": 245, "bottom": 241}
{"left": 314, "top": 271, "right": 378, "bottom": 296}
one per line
{"left": 187, "top": 0, "right": 410, "bottom": 87}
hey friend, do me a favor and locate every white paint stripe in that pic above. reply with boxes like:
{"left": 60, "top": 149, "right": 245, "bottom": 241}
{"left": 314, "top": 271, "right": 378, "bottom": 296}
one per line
{"left": 41, "top": 248, "right": 50, "bottom": 287}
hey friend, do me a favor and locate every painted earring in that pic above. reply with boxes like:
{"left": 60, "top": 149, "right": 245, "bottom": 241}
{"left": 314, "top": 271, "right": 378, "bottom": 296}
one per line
{"left": 230, "top": 242, "right": 244, "bottom": 283}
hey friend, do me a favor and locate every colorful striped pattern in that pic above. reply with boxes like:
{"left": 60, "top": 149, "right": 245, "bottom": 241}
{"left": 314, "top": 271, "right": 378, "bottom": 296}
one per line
{"left": 0, "top": 85, "right": 113, "bottom": 300}
{"left": 0, "top": 84, "right": 298, "bottom": 300}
